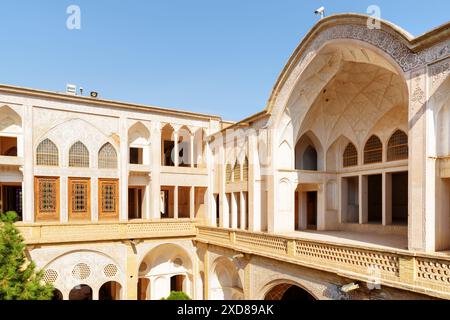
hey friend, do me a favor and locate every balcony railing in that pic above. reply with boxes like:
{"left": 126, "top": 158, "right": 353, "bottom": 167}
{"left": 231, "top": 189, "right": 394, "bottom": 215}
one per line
{"left": 15, "top": 220, "right": 450, "bottom": 299}
{"left": 0, "top": 155, "right": 24, "bottom": 166}
{"left": 17, "top": 219, "right": 197, "bottom": 244}
{"left": 196, "top": 226, "right": 450, "bottom": 300}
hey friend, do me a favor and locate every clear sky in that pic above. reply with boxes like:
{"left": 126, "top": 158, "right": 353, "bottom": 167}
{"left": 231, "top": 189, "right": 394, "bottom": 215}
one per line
{"left": 0, "top": 1, "right": 448, "bottom": 121}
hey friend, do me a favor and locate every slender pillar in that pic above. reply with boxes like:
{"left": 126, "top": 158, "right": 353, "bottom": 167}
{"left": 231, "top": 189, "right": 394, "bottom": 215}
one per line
{"left": 240, "top": 192, "right": 246, "bottom": 230}
{"left": 150, "top": 122, "right": 162, "bottom": 219}
{"left": 174, "top": 131, "right": 179, "bottom": 167}
{"left": 92, "top": 178, "right": 99, "bottom": 222}
{"left": 60, "top": 176, "right": 68, "bottom": 223}
{"left": 231, "top": 193, "right": 238, "bottom": 229}
{"left": 190, "top": 134, "right": 194, "bottom": 168}
{"left": 174, "top": 186, "right": 179, "bottom": 219}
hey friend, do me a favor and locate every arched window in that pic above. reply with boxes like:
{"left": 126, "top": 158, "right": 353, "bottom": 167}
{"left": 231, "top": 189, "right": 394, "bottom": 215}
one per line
{"left": 387, "top": 130, "right": 408, "bottom": 161}
{"left": 36, "top": 139, "right": 59, "bottom": 166}
{"left": 98, "top": 143, "right": 118, "bottom": 169}
{"left": 226, "top": 163, "right": 232, "bottom": 184}
{"left": 302, "top": 145, "right": 318, "bottom": 171}
{"left": 233, "top": 162, "right": 241, "bottom": 182}
{"left": 343, "top": 143, "right": 358, "bottom": 167}
{"left": 243, "top": 157, "right": 249, "bottom": 180}
{"left": 364, "top": 135, "right": 383, "bottom": 164}
{"left": 69, "top": 141, "right": 89, "bottom": 168}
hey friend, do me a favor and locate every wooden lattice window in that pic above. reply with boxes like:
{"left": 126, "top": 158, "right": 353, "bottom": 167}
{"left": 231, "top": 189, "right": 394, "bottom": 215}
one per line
{"left": 234, "top": 163, "right": 241, "bottom": 182}
{"left": 243, "top": 157, "right": 249, "bottom": 180}
{"left": 69, "top": 178, "right": 90, "bottom": 221}
{"left": 364, "top": 135, "right": 383, "bottom": 164}
{"left": 387, "top": 130, "right": 408, "bottom": 161}
{"left": 69, "top": 142, "right": 90, "bottom": 168}
{"left": 98, "top": 179, "right": 119, "bottom": 220}
{"left": 35, "top": 177, "right": 60, "bottom": 222}
{"left": 226, "top": 164, "right": 232, "bottom": 184}
{"left": 343, "top": 143, "right": 358, "bottom": 168}
{"left": 36, "top": 139, "right": 59, "bottom": 166}
{"left": 98, "top": 143, "right": 118, "bottom": 169}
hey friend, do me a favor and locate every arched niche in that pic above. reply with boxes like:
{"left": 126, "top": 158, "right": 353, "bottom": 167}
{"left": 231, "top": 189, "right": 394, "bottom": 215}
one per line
{"left": 295, "top": 132, "right": 323, "bottom": 171}
{"left": 139, "top": 243, "right": 193, "bottom": 300}
{"left": 210, "top": 257, "right": 243, "bottom": 300}
{"left": 128, "top": 121, "right": 150, "bottom": 165}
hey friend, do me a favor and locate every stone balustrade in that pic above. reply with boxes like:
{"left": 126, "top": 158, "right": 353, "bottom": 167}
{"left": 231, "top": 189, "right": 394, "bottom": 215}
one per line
{"left": 15, "top": 220, "right": 450, "bottom": 299}
{"left": 196, "top": 226, "right": 450, "bottom": 300}
{"left": 16, "top": 219, "right": 197, "bottom": 244}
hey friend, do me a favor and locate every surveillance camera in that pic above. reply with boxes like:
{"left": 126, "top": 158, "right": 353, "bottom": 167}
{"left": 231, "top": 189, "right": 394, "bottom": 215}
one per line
{"left": 315, "top": 6, "right": 325, "bottom": 14}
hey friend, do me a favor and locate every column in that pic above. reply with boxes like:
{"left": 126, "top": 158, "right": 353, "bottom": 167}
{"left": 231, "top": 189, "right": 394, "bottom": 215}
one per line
{"left": 231, "top": 193, "right": 238, "bottom": 229}
{"left": 190, "top": 186, "right": 195, "bottom": 219}
{"left": 60, "top": 176, "right": 68, "bottom": 223}
{"left": 145, "top": 180, "right": 151, "bottom": 220}
{"left": 359, "top": 175, "right": 368, "bottom": 224}
{"left": 190, "top": 134, "right": 194, "bottom": 168}
{"left": 150, "top": 122, "right": 161, "bottom": 219}
{"left": 240, "top": 192, "right": 246, "bottom": 230}
{"left": 247, "top": 133, "right": 260, "bottom": 231}
{"left": 203, "top": 244, "right": 210, "bottom": 300}
{"left": 174, "top": 186, "right": 179, "bottom": 219}
{"left": 92, "top": 178, "right": 99, "bottom": 222}
{"left": 383, "top": 172, "right": 392, "bottom": 226}
{"left": 126, "top": 241, "right": 139, "bottom": 300}
{"left": 408, "top": 67, "right": 434, "bottom": 251}
{"left": 22, "top": 104, "right": 34, "bottom": 223}
{"left": 119, "top": 116, "right": 129, "bottom": 221}
{"left": 174, "top": 131, "right": 179, "bottom": 167}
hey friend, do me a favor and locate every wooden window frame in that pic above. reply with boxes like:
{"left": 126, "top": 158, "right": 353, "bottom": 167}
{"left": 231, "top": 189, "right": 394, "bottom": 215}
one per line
{"left": 68, "top": 178, "right": 91, "bottom": 221}
{"left": 98, "top": 178, "right": 119, "bottom": 221}
{"left": 35, "top": 176, "right": 60, "bottom": 222}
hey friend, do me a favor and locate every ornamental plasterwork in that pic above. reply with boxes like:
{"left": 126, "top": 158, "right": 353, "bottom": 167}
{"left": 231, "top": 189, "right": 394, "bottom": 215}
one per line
{"left": 410, "top": 69, "right": 427, "bottom": 116}
{"left": 269, "top": 23, "right": 450, "bottom": 126}
{"left": 429, "top": 58, "right": 450, "bottom": 92}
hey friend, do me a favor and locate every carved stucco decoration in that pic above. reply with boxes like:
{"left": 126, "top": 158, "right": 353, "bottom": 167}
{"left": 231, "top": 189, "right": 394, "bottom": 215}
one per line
{"left": 268, "top": 22, "right": 450, "bottom": 127}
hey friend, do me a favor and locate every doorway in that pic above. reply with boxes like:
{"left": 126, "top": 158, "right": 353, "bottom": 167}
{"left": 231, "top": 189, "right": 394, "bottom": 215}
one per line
{"left": 170, "top": 275, "right": 185, "bottom": 292}
{"left": 306, "top": 192, "right": 317, "bottom": 230}
{"left": 128, "top": 187, "right": 143, "bottom": 220}
{"left": 1, "top": 184, "right": 22, "bottom": 221}
{"left": 392, "top": 172, "right": 408, "bottom": 225}
{"left": 368, "top": 175, "right": 382, "bottom": 223}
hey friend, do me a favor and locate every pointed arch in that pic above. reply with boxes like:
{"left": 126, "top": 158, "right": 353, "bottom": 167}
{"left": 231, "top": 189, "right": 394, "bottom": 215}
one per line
{"left": 98, "top": 143, "right": 118, "bottom": 169}
{"left": 387, "top": 130, "right": 408, "bottom": 161}
{"left": 0, "top": 105, "right": 21, "bottom": 133}
{"left": 36, "top": 139, "right": 59, "bottom": 166}
{"left": 128, "top": 122, "right": 150, "bottom": 146}
{"left": 161, "top": 124, "right": 175, "bottom": 166}
{"left": 343, "top": 143, "right": 358, "bottom": 168}
{"left": 69, "top": 141, "right": 90, "bottom": 168}
{"left": 295, "top": 131, "right": 323, "bottom": 171}
{"left": 364, "top": 135, "right": 383, "bottom": 164}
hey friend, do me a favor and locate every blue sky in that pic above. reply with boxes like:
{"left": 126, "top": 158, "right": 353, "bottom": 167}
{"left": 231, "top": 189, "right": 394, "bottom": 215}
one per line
{"left": 0, "top": 1, "right": 448, "bottom": 121}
